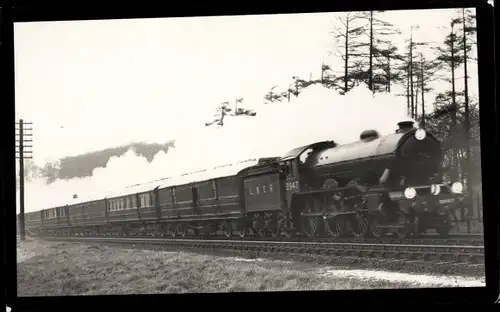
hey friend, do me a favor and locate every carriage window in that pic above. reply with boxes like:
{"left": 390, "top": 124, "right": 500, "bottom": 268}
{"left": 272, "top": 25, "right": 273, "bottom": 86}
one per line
{"left": 150, "top": 192, "right": 155, "bottom": 206}
{"left": 291, "top": 161, "right": 298, "bottom": 176}
{"left": 288, "top": 162, "right": 294, "bottom": 176}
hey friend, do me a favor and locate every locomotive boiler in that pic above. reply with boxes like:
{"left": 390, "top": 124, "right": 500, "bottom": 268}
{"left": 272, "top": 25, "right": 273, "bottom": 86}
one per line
{"left": 287, "top": 121, "right": 466, "bottom": 238}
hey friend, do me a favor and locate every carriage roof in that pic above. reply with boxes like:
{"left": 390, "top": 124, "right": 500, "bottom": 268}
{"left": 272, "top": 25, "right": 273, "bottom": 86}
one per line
{"left": 102, "top": 159, "right": 259, "bottom": 198}
{"left": 157, "top": 159, "right": 258, "bottom": 189}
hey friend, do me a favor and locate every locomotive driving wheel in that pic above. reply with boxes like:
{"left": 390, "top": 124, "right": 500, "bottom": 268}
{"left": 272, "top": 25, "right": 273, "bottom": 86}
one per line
{"left": 326, "top": 217, "right": 347, "bottom": 237}
{"left": 301, "top": 195, "right": 325, "bottom": 238}
{"left": 270, "top": 212, "right": 291, "bottom": 239}
{"left": 352, "top": 213, "right": 369, "bottom": 237}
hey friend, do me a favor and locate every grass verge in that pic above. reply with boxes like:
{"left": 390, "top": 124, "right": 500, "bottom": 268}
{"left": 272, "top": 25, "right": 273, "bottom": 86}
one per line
{"left": 17, "top": 239, "right": 484, "bottom": 296}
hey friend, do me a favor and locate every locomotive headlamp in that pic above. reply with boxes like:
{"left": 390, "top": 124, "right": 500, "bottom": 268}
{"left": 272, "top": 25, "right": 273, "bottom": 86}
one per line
{"left": 415, "top": 128, "right": 426, "bottom": 140}
{"left": 451, "top": 182, "right": 464, "bottom": 194}
{"left": 404, "top": 187, "right": 417, "bottom": 199}
{"left": 430, "top": 184, "right": 441, "bottom": 195}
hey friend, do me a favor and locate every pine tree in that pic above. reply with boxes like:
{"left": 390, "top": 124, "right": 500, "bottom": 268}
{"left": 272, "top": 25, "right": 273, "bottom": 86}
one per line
{"left": 358, "top": 11, "right": 402, "bottom": 93}
{"left": 264, "top": 86, "right": 284, "bottom": 103}
{"left": 455, "top": 8, "right": 477, "bottom": 189}
{"left": 394, "top": 26, "right": 427, "bottom": 117}
{"left": 330, "top": 12, "right": 366, "bottom": 93}
{"left": 414, "top": 52, "right": 440, "bottom": 128}
{"left": 435, "top": 20, "right": 464, "bottom": 130}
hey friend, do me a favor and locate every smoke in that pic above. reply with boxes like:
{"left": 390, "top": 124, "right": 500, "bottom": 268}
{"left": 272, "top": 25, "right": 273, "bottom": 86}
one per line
{"left": 18, "top": 83, "right": 413, "bottom": 213}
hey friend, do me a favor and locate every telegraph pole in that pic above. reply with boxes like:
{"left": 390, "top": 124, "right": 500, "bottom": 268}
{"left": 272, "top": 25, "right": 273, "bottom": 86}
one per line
{"left": 15, "top": 119, "right": 33, "bottom": 241}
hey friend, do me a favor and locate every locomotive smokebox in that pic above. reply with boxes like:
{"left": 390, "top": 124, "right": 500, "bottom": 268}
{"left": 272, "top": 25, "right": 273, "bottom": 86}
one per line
{"left": 396, "top": 120, "right": 415, "bottom": 133}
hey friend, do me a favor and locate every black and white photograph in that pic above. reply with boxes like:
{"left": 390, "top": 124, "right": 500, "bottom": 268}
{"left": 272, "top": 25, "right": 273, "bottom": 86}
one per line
{"left": 14, "top": 6, "right": 488, "bottom": 296}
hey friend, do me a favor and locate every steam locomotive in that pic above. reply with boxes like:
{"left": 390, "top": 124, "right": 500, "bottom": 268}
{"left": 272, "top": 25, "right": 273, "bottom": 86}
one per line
{"left": 21, "top": 121, "right": 467, "bottom": 240}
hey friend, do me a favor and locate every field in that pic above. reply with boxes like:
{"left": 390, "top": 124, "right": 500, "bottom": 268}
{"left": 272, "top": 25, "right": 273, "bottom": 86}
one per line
{"left": 17, "top": 238, "right": 485, "bottom": 296}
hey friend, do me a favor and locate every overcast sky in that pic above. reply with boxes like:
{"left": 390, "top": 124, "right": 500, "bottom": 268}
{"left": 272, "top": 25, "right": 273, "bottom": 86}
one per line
{"left": 14, "top": 8, "right": 479, "bottom": 165}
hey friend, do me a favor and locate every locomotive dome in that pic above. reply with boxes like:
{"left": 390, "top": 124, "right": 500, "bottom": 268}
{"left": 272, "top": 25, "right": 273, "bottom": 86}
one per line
{"left": 359, "top": 129, "right": 380, "bottom": 141}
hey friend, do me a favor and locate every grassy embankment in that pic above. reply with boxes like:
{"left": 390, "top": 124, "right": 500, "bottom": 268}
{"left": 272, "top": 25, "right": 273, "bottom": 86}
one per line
{"left": 17, "top": 238, "right": 484, "bottom": 296}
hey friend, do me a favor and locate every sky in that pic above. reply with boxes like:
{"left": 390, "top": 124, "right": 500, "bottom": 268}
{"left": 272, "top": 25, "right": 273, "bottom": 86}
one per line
{"left": 14, "top": 8, "right": 479, "bottom": 164}
{"left": 13, "top": 8, "right": 482, "bottom": 212}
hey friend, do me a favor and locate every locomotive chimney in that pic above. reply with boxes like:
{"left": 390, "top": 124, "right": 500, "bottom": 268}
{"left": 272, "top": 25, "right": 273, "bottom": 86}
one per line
{"left": 396, "top": 121, "right": 415, "bottom": 133}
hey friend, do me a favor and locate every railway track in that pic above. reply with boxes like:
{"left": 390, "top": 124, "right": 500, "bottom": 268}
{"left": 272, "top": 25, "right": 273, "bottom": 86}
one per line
{"left": 42, "top": 235, "right": 484, "bottom": 264}
{"left": 42, "top": 231, "right": 484, "bottom": 246}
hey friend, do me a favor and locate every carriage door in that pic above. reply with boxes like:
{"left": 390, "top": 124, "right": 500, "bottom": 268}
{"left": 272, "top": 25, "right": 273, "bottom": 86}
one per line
{"left": 192, "top": 185, "right": 199, "bottom": 215}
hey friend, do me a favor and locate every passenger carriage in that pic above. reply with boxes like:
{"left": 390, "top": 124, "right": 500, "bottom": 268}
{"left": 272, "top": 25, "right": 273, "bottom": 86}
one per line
{"left": 155, "top": 159, "right": 258, "bottom": 237}
{"left": 67, "top": 192, "right": 107, "bottom": 236}
{"left": 104, "top": 180, "right": 159, "bottom": 236}
{"left": 41, "top": 205, "right": 70, "bottom": 236}
{"left": 23, "top": 210, "right": 44, "bottom": 236}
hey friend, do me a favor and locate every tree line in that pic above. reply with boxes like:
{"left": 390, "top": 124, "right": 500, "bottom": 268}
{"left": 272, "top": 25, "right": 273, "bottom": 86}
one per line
{"left": 262, "top": 9, "right": 480, "bottom": 191}
{"left": 17, "top": 141, "right": 175, "bottom": 185}
{"left": 22, "top": 9, "right": 480, "bottom": 193}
